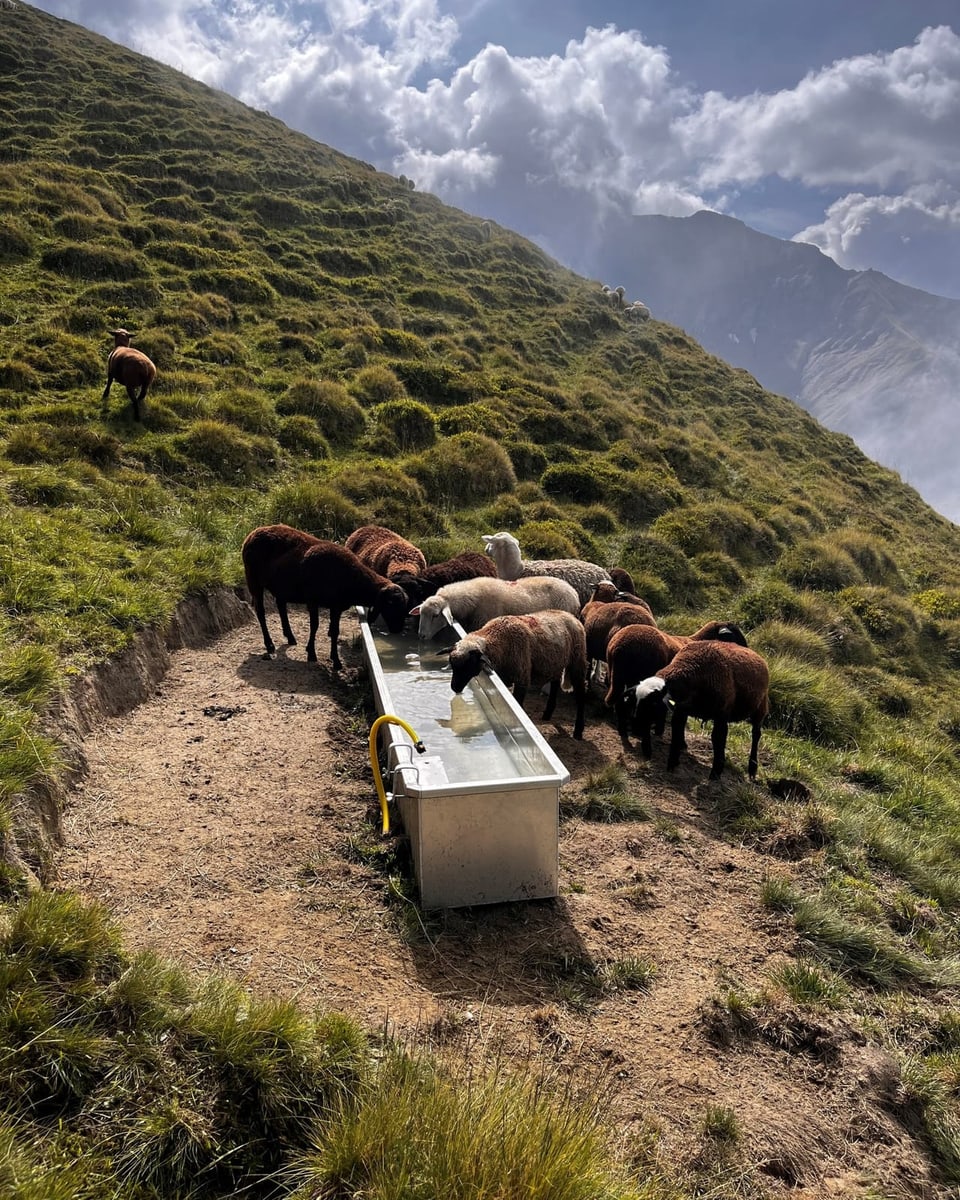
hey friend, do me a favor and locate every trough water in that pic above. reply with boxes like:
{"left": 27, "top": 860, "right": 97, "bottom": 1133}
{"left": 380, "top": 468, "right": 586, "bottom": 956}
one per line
{"left": 367, "top": 627, "right": 547, "bottom": 783}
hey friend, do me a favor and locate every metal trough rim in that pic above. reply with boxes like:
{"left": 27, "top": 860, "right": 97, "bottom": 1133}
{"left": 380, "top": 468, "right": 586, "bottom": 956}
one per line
{"left": 356, "top": 606, "right": 570, "bottom": 795}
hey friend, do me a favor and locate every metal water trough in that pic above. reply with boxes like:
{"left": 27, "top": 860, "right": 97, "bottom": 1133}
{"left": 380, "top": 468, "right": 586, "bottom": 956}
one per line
{"left": 357, "top": 610, "right": 570, "bottom": 910}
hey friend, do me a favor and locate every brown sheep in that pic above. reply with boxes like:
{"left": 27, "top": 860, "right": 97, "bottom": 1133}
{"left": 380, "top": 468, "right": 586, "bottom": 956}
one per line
{"left": 580, "top": 581, "right": 657, "bottom": 668}
{"left": 626, "top": 639, "right": 769, "bottom": 779}
{"left": 606, "top": 621, "right": 748, "bottom": 752}
{"left": 242, "top": 524, "right": 409, "bottom": 670}
{"left": 345, "top": 524, "right": 428, "bottom": 604}
{"left": 448, "top": 609, "right": 588, "bottom": 739}
{"left": 102, "top": 328, "right": 157, "bottom": 420}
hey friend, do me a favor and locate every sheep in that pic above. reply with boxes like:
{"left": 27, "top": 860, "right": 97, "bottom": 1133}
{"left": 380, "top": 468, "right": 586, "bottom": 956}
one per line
{"left": 242, "top": 524, "right": 409, "bottom": 670}
{"left": 608, "top": 566, "right": 638, "bottom": 595}
{"left": 413, "top": 575, "right": 581, "bottom": 640}
{"left": 482, "top": 531, "right": 612, "bottom": 607}
{"left": 625, "top": 302, "right": 651, "bottom": 322}
{"left": 612, "top": 285, "right": 626, "bottom": 309}
{"left": 606, "top": 621, "right": 748, "bottom": 752}
{"left": 448, "top": 610, "right": 588, "bottom": 739}
{"left": 102, "top": 328, "right": 157, "bottom": 420}
{"left": 406, "top": 550, "right": 498, "bottom": 604}
{"left": 345, "top": 524, "right": 427, "bottom": 603}
{"left": 625, "top": 639, "right": 768, "bottom": 780}
{"left": 480, "top": 220, "right": 492, "bottom": 243}
{"left": 580, "top": 586, "right": 657, "bottom": 671}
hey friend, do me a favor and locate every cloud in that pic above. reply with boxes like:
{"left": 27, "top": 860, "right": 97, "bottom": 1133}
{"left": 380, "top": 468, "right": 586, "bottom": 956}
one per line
{"left": 794, "top": 188, "right": 960, "bottom": 297}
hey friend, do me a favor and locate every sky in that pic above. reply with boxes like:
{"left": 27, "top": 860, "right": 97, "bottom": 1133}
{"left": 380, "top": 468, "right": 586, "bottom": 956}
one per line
{"left": 27, "top": 0, "right": 960, "bottom": 300}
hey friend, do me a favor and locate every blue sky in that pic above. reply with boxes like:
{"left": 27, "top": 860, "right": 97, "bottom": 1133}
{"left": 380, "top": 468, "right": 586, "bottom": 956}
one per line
{"left": 30, "top": 0, "right": 960, "bottom": 299}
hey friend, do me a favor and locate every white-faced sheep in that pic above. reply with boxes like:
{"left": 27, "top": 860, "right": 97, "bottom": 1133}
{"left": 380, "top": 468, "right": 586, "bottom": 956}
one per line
{"left": 408, "top": 550, "right": 498, "bottom": 604}
{"left": 480, "top": 220, "right": 492, "bottom": 243}
{"left": 413, "top": 575, "right": 581, "bottom": 640}
{"left": 242, "top": 524, "right": 409, "bottom": 670}
{"left": 606, "top": 621, "right": 748, "bottom": 752}
{"left": 625, "top": 302, "right": 651, "bottom": 322}
{"left": 102, "top": 328, "right": 157, "bottom": 420}
{"left": 626, "top": 639, "right": 768, "bottom": 779}
{"left": 345, "top": 524, "right": 428, "bottom": 603}
{"left": 482, "top": 531, "right": 612, "bottom": 607}
{"left": 448, "top": 610, "right": 588, "bottom": 739}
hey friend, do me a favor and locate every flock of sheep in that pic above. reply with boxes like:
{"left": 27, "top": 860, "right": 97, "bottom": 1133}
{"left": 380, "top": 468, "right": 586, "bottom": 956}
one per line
{"left": 241, "top": 522, "right": 770, "bottom": 782}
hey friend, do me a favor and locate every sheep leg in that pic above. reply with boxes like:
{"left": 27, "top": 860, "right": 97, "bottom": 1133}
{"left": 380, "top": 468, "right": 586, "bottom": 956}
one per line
{"left": 101, "top": 374, "right": 113, "bottom": 404}
{"left": 512, "top": 685, "right": 527, "bottom": 709}
{"left": 572, "top": 683, "right": 586, "bottom": 740}
{"left": 276, "top": 600, "right": 297, "bottom": 646}
{"left": 125, "top": 382, "right": 142, "bottom": 421}
{"left": 541, "top": 680, "right": 560, "bottom": 720}
{"left": 747, "top": 719, "right": 762, "bottom": 779}
{"left": 709, "top": 720, "right": 729, "bottom": 780}
{"left": 306, "top": 604, "right": 320, "bottom": 663}
{"left": 134, "top": 380, "right": 151, "bottom": 420}
{"left": 251, "top": 589, "right": 275, "bottom": 658}
{"left": 665, "top": 708, "right": 688, "bottom": 770}
{"left": 326, "top": 606, "right": 344, "bottom": 670}
{"left": 616, "top": 694, "right": 633, "bottom": 750}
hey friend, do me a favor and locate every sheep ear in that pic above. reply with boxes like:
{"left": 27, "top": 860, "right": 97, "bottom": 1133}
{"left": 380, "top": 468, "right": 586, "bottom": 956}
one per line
{"left": 409, "top": 605, "right": 421, "bottom": 616}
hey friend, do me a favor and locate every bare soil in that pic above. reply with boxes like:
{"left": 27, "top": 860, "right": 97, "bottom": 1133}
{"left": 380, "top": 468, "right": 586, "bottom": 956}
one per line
{"left": 53, "top": 602, "right": 941, "bottom": 1199}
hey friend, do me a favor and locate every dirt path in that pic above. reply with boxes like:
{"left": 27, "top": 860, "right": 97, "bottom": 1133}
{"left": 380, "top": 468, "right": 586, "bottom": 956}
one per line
{"left": 56, "top": 612, "right": 933, "bottom": 1198}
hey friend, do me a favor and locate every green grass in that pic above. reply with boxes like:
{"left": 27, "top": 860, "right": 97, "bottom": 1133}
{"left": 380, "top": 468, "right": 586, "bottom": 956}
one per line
{"left": 5, "top": 0, "right": 960, "bottom": 1189}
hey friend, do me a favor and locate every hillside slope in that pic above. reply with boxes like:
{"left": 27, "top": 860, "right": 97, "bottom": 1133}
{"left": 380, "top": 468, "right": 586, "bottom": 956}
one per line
{"left": 595, "top": 210, "right": 960, "bottom": 521}
{"left": 4, "top": 2, "right": 960, "bottom": 1196}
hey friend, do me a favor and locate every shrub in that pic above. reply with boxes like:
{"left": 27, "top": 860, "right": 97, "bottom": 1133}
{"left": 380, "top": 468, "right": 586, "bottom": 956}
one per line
{"left": 0, "top": 217, "right": 33, "bottom": 261}
{"left": 24, "top": 333, "right": 102, "bottom": 388}
{"left": 766, "top": 656, "right": 866, "bottom": 747}
{"left": 913, "top": 589, "right": 960, "bottom": 620}
{"left": 0, "top": 361, "right": 41, "bottom": 391}
{"left": 436, "top": 402, "right": 514, "bottom": 439}
{"left": 834, "top": 530, "right": 903, "bottom": 589}
{"left": 506, "top": 441, "right": 548, "bottom": 481}
{"left": 277, "top": 380, "right": 366, "bottom": 446}
{"left": 391, "top": 359, "right": 480, "bottom": 405}
{"left": 618, "top": 534, "right": 703, "bottom": 610}
{"left": 40, "top": 242, "right": 146, "bottom": 280}
{"left": 778, "top": 536, "right": 864, "bottom": 592}
{"left": 351, "top": 365, "right": 406, "bottom": 406}
{"left": 211, "top": 390, "right": 279, "bottom": 436}
{"left": 651, "top": 502, "right": 778, "bottom": 566}
{"left": 370, "top": 399, "right": 436, "bottom": 452}
{"left": 188, "top": 268, "right": 278, "bottom": 306}
{"left": 516, "top": 520, "right": 600, "bottom": 561}
{"left": 579, "top": 505, "right": 618, "bottom": 535}
{"left": 192, "top": 333, "right": 248, "bottom": 365}
{"left": 176, "top": 421, "right": 274, "bottom": 481}
{"left": 838, "top": 587, "right": 921, "bottom": 652}
{"left": 846, "top": 666, "right": 915, "bottom": 718}
{"left": 276, "top": 415, "right": 330, "bottom": 458}
{"left": 266, "top": 481, "right": 361, "bottom": 540}
{"left": 407, "top": 433, "right": 516, "bottom": 505}
{"left": 748, "top": 620, "right": 830, "bottom": 665}
{"left": 130, "top": 329, "right": 177, "bottom": 371}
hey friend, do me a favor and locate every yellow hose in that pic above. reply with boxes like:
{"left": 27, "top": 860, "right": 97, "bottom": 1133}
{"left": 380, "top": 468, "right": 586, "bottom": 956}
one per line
{"left": 369, "top": 714, "right": 426, "bottom": 835}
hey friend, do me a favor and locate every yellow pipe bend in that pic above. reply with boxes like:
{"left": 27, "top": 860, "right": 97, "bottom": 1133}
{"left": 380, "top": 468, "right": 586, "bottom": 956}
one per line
{"left": 368, "top": 714, "right": 426, "bottom": 835}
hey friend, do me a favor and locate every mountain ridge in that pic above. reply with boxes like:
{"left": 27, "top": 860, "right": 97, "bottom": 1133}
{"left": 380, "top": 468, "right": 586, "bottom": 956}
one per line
{"left": 596, "top": 209, "right": 960, "bottom": 520}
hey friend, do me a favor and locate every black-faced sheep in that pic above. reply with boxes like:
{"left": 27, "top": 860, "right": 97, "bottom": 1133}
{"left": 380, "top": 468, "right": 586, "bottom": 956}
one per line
{"left": 626, "top": 639, "right": 769, "bottom": 779}
{"left": 482, "top": 531, "right": 611, "bottom": 606}
{"left": 448, "top": 610, "right": 588, "bottom": 739}
{"left": 345, "top": 524, "right": 428, "bottom": 603}
{"left": 606, "top": 621, "right": 748, "bottom": 752}
{"left": 242, "top": 524, "right": 409, "bottom": 670}
{"left": 102, "top": 328, "right": 157, "bottom": 421}
{"left": 408, "top": 550, "right": 498, "bottom": 603}
{"left": 413, "top": 575, "right": 581, "bottom": 640}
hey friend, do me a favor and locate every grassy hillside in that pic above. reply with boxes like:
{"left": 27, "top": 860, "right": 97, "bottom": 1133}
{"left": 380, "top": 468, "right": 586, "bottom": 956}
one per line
{"left": 4, "top": 1, "right": 960, "bottom": 1194}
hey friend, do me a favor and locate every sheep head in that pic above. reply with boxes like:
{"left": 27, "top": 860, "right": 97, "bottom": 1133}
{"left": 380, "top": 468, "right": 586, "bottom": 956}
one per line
{"left": 448, "top": 637, "right": 492, "bottom": 693}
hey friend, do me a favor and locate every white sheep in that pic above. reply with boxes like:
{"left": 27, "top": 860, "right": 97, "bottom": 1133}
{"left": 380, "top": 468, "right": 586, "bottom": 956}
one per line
{"left": 412, "top": 575, "right": 580, "bottom": 640}
{"left": 625, "top": 301, "right": 651, "bottom": 321}
{"left": 482, "top": 531, "right": 612, "bottom": 607}
{"left": 480, "top": 220, "right": 492, "bottom": 243}
{"left": 448, "top": 610, "right": 588, "bottom": 739}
